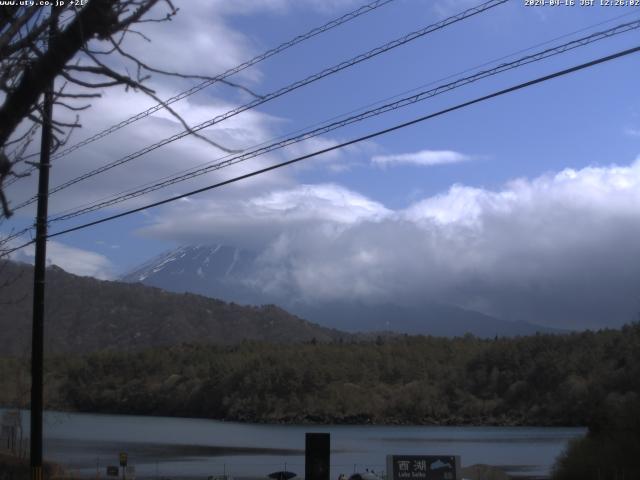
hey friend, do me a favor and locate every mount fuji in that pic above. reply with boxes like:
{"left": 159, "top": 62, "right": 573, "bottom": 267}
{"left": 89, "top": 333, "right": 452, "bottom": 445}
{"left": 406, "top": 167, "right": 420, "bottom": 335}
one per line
{"left": 121, "top": 244, "right": 559, "bottom": 337}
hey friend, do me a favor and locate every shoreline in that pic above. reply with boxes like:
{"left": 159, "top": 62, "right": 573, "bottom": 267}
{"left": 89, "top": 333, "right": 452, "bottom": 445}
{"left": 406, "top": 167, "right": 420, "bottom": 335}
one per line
{"left": 1, "top": 408, "right": 571, "bottom": 480}
{"left": 1, "top": 405, "right": 586, "bottom": 428}
{"left": 0, "top": 455, "right": 548, "bottom": 480}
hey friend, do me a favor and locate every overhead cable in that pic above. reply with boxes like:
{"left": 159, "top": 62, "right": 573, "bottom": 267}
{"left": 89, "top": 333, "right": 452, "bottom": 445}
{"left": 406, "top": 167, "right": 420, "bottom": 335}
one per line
{"left": 10, "top": 0, "right": 508, "bottom": 211}
{"left": 37, "top": 45, "right": 640, "bottom": 243}
{"left": 5, "top": 0, "right": 397, "bottom": 186}
{"left": 3, "top": 44, "right": 639, "bottom": 258}
{"left": 46, "top": 19, "right": 640, "bottom": 222}
{"left": 50, "top": 11, "right": 640, "bottom": 221}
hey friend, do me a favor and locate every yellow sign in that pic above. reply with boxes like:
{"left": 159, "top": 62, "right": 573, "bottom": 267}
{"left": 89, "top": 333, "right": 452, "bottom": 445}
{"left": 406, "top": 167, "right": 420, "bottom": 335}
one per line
{"left": 119, "top": 452, "right": 128, "bottom": 467}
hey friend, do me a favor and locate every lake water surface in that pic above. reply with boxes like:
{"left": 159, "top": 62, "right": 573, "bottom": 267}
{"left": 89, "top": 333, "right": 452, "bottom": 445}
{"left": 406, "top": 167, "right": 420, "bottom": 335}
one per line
{"left": 7, "top": 410, "right": 585, "bottom": 479}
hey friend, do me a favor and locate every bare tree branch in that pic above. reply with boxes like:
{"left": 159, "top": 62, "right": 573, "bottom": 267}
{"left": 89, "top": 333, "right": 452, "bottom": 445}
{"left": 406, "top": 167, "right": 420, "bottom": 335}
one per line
{"left": 107, "top": 36, "right": 265, "bottom": 99}
{"left": 0, "top": 0, "right": 259, "bottom": 220}
{"left": 0, "top": 0, "right": 123, "bottom": 148}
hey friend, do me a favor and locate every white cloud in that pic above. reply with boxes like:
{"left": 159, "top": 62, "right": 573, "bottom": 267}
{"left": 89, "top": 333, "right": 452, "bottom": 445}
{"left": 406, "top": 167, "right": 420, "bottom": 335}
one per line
{"left": 5, "top": 86, "right": 291, "bottom": 219}
{"left": 371, "top": 149, "right": 472, "bottom": 168}
{"left": 138, "top": 157, "right": 640, "bottom": 329}
{"left": 625, "top": 127, "right": 640, "bottom": 137}
{"left": 138, "top": 183, "right": 391, "bottom": 249}
{"left": 112, "top": 0, "right": 263, "bottom": 86}
{"left": 249, "top": 183, "right": 391, "bottom": 223}
{"left": 4, "top": 0, "right": 318, "bottom": 220}
{"left": 9, "top": 241, "right": 115, "bottom": 280}
{"left": 2, "top": 0, "right": 393, "bottom": 222}
{"left": 4, "top": 0, "right": 638, "bottom": 331}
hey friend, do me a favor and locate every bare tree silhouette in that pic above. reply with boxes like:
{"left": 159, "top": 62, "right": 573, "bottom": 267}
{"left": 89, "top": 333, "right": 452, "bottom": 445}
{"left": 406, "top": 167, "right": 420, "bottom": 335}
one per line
{"left": 0, "top": 0, "right": 250, "bottom": 219}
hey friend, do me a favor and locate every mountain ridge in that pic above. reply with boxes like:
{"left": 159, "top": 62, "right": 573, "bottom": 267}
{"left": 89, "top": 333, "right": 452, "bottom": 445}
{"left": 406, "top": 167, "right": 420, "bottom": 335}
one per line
{"left": 0, "top": 260, "right": 347, "bottom": 355}
{"left": 121, "top": 244, "right": 562, "bottom": 337}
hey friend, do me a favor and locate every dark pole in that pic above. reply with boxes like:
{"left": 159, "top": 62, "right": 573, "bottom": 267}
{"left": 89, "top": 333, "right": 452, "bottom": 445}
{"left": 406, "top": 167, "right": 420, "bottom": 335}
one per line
{"left": 305, "top": 433, "right": 330, "bottom": 480}
{"left": 30, "top": 8, "right": 55, "bottom": 480}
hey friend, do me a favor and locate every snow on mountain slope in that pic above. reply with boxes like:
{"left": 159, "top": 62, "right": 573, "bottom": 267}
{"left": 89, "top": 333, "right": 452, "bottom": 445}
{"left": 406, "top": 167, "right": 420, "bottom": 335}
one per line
{"left": 121, "top": 244, "right": 561, "bottom": 337}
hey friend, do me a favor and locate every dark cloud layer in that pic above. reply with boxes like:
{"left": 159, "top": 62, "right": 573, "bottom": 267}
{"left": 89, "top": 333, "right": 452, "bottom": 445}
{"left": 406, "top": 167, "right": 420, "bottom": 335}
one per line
{"left": 140, "top": 160, "right": 640, "bottom": 329}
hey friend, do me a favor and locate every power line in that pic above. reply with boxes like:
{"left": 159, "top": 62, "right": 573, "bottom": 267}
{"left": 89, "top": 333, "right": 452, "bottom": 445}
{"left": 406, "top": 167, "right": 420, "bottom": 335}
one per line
{"left": 0, "top": 226, "right": 31, "bottom": 244}
{"left": 2, "top": 43, "right": 638, "bottom": 258}
{"left": 6, "top": 15, "right": 640, "bottom": 237}
{"left": 5, "top": 0, "right": 397, "bottom": 186}
{"left": 49, "top": 10, "right": 640, "bottom": 222}
{"left": 0, "top": 226, "right": 33, "bottom": 248}
{"left": 34, "top": 45, "right": 640, "bottom": 243}
{"left": 1, "top": 238, "right": 33, "bottom": 258}
{"left": 45, "top": 19, "right": 640, "bottom": 223}
{"left": 10, "top": 0, "right": 507, "bottom": 211}
{"left": 338, "top": 9, "right": 640, "bottom": 123}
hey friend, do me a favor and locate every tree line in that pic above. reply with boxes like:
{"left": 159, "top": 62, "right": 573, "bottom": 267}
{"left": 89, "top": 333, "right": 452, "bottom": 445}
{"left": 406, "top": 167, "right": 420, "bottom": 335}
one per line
{"left": 2, "top": 324, "right": 640, "bottom": 478}
{"left": 1, "top": 323, "right": 638, "bottom": 427}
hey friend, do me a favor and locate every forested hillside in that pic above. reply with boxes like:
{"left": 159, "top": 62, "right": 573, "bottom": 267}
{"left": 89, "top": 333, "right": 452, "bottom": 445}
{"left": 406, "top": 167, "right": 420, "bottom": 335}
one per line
{"left": 0, "top": 261, "right": 346, "bottom": 355}
{"left": 2, "top": 323, "right": 638, "bottom": 427}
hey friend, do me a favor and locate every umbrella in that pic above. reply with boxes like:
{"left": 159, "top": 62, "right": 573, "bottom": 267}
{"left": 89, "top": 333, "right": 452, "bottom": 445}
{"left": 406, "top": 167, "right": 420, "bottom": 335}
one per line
{"left": 268, "top": 471, "right": 297, "bottom": 480}
{"left": 350, "top": 472, "right": 382, "bottom": 480}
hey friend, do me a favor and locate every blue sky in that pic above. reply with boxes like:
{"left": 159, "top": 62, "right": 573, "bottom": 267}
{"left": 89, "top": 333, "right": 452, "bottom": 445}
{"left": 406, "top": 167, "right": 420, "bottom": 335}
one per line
{"left": 4, "top": 0, "right": 640, "bottom": 328}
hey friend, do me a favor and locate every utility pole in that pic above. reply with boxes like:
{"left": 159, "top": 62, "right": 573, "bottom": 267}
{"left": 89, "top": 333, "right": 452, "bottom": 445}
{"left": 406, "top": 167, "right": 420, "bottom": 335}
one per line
{"left": 30, "top": 7, "right": 55, "bottom": 480}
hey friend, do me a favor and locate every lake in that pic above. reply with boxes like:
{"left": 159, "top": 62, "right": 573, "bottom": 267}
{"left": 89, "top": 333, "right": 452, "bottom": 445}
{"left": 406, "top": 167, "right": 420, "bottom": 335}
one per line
{"left": 5, "top": 410, "right": 585, "bottom": 479}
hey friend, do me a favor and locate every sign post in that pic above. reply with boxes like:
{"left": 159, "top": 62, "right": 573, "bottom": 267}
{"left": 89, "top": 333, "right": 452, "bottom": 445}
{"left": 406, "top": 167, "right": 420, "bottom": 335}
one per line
{"left": 305, "top": 433, "right": 330, "bottom": 480}
{"left": 386, "top": 455, "right": 460, "bottom": 480}
{"left": 119, "top": 453, "right": 128, "bottom": 480}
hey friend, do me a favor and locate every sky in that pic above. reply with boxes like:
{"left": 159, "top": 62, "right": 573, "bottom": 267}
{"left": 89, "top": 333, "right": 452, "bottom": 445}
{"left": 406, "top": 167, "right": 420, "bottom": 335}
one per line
{"left": 3, "top": 0, "right": 640, "bottom": 330}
